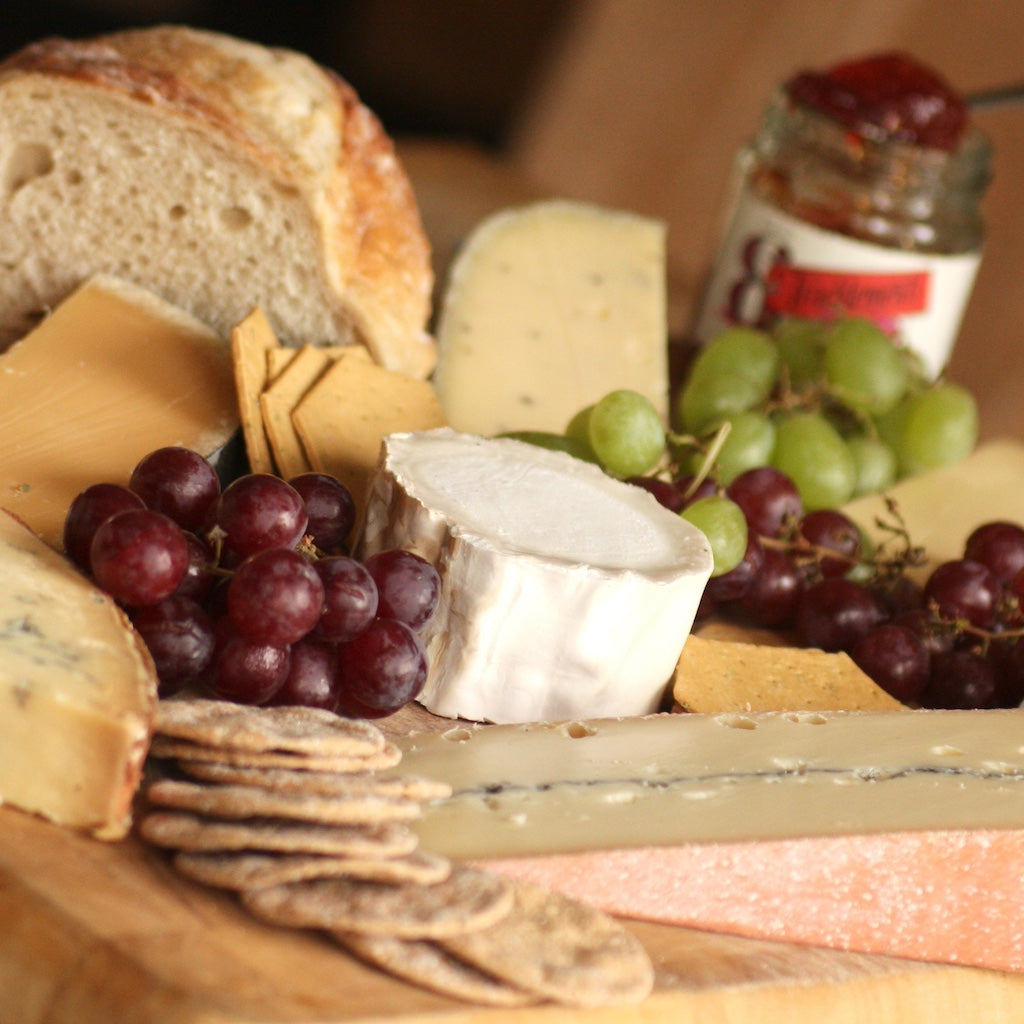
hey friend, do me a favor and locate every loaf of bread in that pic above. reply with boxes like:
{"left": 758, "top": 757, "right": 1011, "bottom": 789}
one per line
{"left": 0, "top": 25, "right": 435, "bottom": 377}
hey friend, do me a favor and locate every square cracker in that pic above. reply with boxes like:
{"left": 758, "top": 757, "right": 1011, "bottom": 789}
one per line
{"left": 230, "top": 307, "right": 280, "bottom": 474}
{"left": 259, "top": 345, "right": 333, "bottom": 478}
{"left": 673, "top": 634, "right": 904, "bottom": 713}
{"left": 292, "top": 357, "right": 446, "bottom": 515}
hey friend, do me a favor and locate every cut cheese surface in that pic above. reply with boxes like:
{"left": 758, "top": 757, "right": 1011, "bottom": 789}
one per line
{"left": 392, "top": 709, "right": 1024, "bottom": 856}
{"left": 1, "top": 275, "right": 237, "bottom": 546}
{"left": 844, "top": 439, "right": 1024, "bottom": 581}
{"left": 432, "top": 199, "right": 669, "bottom": 436}
{"left": 0, "top": 510, "right": 157, "bottom": 839}
{"left": 360, "top": 430, "right": 712, "bottom": 723}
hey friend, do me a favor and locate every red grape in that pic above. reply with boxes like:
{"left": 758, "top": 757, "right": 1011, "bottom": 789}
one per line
{"left": 336, "top": 618, "right": 428, "bottom": 717}
{"left": 227, "top": 548, "right": 325, "bottom": 646}
{"left": 214, "top": 474, "right": 308, "bottom": 558}
{"left": 288, "top": 472, "right": 356, "bottom": 551}
{"left": 130, "top": 446, "right": 220, "bottom": 530}
{"left": 727, "top": 466, "right": 803, "bottom": 538}
{"left": 63, "top": 483, "right": 145, "bottom": 571}
{"left": 704, "top": 533, "right": 765, "bottom": 603}
{"left": 90, "top": 508, "right": 189, "bottom": 606}
{"left": 267, "top": 638, "right": 341, "bottom": 710}
{"left": 130, "top": 596, "right": 215, "bottom": 696}
{"left": 626, "top": 476, "right": 686, "bottom": 512}
{"left": 920, "top": 648, "right": 996, "bottom": 710}
{"left": 963, "top": 521, "right": 1024, "bottom": 586}
{"left": 850, "top": 623, "right": 929, "bottom": 703}
{"left": 923, "top": 559, "right": 1002, "bottom": 629}
{"left": 364, "top": 550, "right": 441, "bottom": 631}
{"left": 738, "top": 547, "right": 805, "bottom": 627}
{"left": 172, "top": 532, "right": 218, "bottom": 603}
{"left": 313, "top": 556, "right": 379, "bottom": 643}
{"left": 798, "top": 508, "right": 862, "bottom": 577}
{"left": 207, "top": 619, "right": 290, "bottom": 704}
{"left": 794, "top": 577, "right": 885, "bottom": 652}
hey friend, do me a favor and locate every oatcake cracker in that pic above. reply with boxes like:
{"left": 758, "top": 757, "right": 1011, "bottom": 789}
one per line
{"left": 241, "top": 865, "right": 514, "bottom": 940}
{"left": 145, "top": 779, "right": 421, "bottom": 825}
{"left": 176, "top": 760, "right": 451, "bottom": 802}
{"left": 148, "top": 736, "right": 402, "bottom": 773}
{"left": 336, "top": 933, "right": 538, "bottom": 1008}
{"left": 138, "top": 810, "right": 418, "bottom": 858}
{"left": 155, "top": 699, "right": 387, "bottom": 757}
{"left": 440, "top": 879, "right": 654, "bottom": 1007}
{"left": 173, "top": 848, "right": 451, "bottom": 890}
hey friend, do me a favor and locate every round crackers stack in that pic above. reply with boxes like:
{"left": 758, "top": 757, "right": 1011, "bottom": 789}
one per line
{"left": 139, "top": 699, "right": 654, "bottom": 1008}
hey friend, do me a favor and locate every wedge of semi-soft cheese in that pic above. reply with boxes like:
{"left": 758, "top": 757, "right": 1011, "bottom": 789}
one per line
{"left": 0, "top": 510, "right": 157, "bottom": 839}
{"left": 390, "top": 709, "right": 1024, "bottom": 971}
{"left": 0, "top": 274, "right": 238, "bottom": 547}
{"left": 432, "top": 199, "right": 669, "bottom": 436}
{"left": 358, "top": 429, "right": 713, "bottom": 723}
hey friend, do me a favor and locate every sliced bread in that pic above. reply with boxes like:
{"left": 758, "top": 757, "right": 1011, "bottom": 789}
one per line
{"left": 0, "top": 25, "right": 435, "bottom": 377}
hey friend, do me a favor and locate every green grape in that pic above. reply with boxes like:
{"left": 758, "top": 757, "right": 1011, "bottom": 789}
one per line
{"left": 771, "top": 412, "right": 857, "bottom": 510}
{"left": 773, "top": 318, "right": 825, "bottom": 386}
{"left": 587, "top": 389, "right": 665, "bottom": 477}
{"left": 823, "top": 318, "right": 908, "bottom": 415}
{"left": 846, "top": 435, "right": 897, "bottom": 496}
{"left": 565, "top": 404, "right": 593, "bottom": 446}
{"left": 713, "top": 410, "right": 776, "bottom": 485}
{"left": 680, "top": 495, "right": 748, "bottom": 577}
{"left": 677, "top": 327, "right": 779, "bottom": 432}
{"left": 499, "top": 430, "right": 598, "bottom": 463}
{"left": 895, "top": 382, "right": 979, "bottom": 475}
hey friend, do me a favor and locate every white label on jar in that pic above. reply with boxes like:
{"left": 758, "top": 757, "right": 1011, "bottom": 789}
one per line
{"left": 694, "top": 190, "right": 982, "bottom": 378}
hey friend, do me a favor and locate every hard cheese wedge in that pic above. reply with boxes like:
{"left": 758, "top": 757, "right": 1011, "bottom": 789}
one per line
{"left": 392, "top": 709, "right": 1024, "bottom": 971}
{"left": 359, "top": 429, "right": 713, "bottom": 723}
{"left": 432, "top": 199, "right": 669, "bottom": 435}
{"left": 1, "top": 275, "right": 237, "bottom": 546}
{"left": 0, "top": 509, "right": 157, "bottom": 839}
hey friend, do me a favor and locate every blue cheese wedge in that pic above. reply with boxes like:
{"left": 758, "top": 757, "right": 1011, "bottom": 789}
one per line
{"left": 359, "top": 429, "right": 713, "bottom": 723}
{"left": 432, "top": 199, "right": 669, "bottom": 435}
{"left": 0, "top": 510, "right": 157, "bottom": 839}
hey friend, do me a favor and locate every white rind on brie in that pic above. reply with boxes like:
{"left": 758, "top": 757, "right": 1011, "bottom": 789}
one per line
{"left": 359, "top": 429, "right": 713, "bottom": 723}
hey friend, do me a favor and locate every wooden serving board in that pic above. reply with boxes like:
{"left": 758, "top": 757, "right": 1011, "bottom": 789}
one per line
{"left": 4, "top": 799, "right": 1024, "bottom": 1024}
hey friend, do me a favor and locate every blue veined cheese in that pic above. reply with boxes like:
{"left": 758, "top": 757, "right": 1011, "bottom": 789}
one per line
{"left": 358, "top": 429, "right": 713, "bottom": 724}
{"left": 0, "top": 510, "right": 157, "bottom": 839}
{"left": 389, "top": 708, "right": 1024, "bottom": 859}
{"left": 432, "top": 200, "right": 668, "bottom": 436}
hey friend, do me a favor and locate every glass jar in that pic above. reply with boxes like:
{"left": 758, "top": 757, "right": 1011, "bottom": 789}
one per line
{"left": 693, "top": 76, "right": 992, "bottom": 378}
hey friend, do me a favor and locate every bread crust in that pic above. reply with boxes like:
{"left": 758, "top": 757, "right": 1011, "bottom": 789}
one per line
{"left": 0, "top": 26, "right": 434, "bottom": 376}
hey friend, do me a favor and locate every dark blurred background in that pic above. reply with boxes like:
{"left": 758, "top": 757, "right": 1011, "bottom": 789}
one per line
{"left": 0, "top": 0, "right": 578, "bottom": 148}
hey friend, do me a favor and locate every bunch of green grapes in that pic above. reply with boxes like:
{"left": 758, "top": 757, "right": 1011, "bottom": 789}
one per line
{"left": 675, "top": 318, "right": 978, "bottom": 509}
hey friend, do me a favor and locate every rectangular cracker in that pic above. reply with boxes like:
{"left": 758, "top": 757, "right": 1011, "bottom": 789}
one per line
{"left": 673, "top": 634, "right": 904, "bottom": 713}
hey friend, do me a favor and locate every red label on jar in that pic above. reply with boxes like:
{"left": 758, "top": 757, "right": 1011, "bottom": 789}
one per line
{"left": 765, "top": 265, "right": 930, "bottom": 320}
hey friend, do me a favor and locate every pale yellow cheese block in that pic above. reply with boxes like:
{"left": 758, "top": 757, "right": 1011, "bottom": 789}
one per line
{"left": 432, "top": 199, "right": 669, "bottom": 436}
{"left": 0, "top": 509, "right": 157, "bottom": 839}
{"left": 1, "top": 275, "right": 237, "bottom": 546}
{"left": 843, "top": 439, "right": 1024, "bottom": 580}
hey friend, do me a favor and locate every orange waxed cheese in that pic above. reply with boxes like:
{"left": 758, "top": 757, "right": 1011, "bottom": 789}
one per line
{"left": 475, "top": 830, "right": 1024, "bottom": 972}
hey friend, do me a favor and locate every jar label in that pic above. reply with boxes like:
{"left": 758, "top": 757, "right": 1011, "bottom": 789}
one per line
{"left": 694, "top": 190, "right": 982, "bottom": 377}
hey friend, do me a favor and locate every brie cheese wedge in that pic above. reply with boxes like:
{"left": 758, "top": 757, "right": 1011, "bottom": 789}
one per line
{"left": 359, "top": 429, "right": 713, "bottom": 723}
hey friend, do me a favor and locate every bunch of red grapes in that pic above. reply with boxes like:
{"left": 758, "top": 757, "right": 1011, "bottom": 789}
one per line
{"left": 64, "top": 446, "right": 439, "bottom": 718}
{"left": 641, "top": 466, "right": 1024, "bottom": 709}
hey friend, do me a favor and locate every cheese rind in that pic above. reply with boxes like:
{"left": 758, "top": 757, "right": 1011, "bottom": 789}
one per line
{"left": 1, "top": 275, "right": 238, "bottom": 546}
{"left": 432, "top": 199, "right": 669, "bottom": 436}
{"left": 0, "top": 510, "right": 157, "bottom": 839}
{"left": 360, "top": 430, "right": 713, "bottom": 723}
